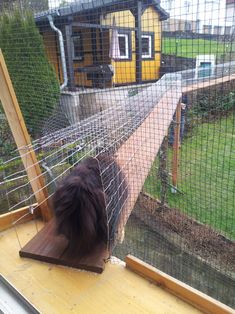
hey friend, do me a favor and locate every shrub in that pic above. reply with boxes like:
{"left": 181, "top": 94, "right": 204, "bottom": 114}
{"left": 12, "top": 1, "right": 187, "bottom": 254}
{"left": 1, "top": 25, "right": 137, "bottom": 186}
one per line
{"left": 0, "top": 10, "right": 60, "bottom": 137}
{"left": 192, "top": 90, "right": 234, "bottom": 118}
{"left": 0, "top": 111, "right": 16, "bottom": 163}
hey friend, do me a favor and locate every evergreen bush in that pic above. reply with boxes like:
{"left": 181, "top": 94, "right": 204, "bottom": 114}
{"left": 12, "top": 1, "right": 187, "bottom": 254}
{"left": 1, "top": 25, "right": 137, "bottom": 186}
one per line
{"left": 0, "top": 10, "right": 60, "bottom": 137}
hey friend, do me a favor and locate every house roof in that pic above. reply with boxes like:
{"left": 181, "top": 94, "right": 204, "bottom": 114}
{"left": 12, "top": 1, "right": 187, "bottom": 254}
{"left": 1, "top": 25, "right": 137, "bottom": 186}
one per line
{"left": 35, "top": 0, "right": 169, "bottom": 23}
{"left": 226, "top": 0, "right": 235, "bottom": 5}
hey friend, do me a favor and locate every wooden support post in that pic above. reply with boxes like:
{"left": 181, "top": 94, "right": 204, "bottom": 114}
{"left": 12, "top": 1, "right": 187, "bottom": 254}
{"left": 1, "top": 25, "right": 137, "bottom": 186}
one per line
{"left": 135, "top": 1, "right": 142, "bottom": 84}
{"left": 172, "top": 102, "right": 182, "bottom": 190}
{"left": 65, "top": 24, "right": 75, "bottom": 90}
{"left": 158, "top": 136, "right": 168, "bottom": 206}
{"left": 0, "top": 49, "right": 52, "bottom": 221}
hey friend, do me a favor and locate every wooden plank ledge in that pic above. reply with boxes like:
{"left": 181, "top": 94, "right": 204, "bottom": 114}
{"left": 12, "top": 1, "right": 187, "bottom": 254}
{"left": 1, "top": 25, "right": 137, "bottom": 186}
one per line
{"left": 19, "top": 218, "right": 109, "bottom": 273}
{"left": 125, "top": 255, "right": 234, "bottom": 314}
{"left": 0, "top": 204, "right": 38, "bottom": 232}
{"left": 182, "top": 74, "right": 235, "bottom": 93}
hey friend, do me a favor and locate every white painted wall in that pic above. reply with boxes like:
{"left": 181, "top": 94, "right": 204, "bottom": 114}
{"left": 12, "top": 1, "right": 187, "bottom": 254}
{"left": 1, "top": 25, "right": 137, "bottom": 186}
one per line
{"left": 226, "top": 1, "right": 235, "bottom": 24}
{"left": 161, "top": 0, "right": 234, "bottom": 34}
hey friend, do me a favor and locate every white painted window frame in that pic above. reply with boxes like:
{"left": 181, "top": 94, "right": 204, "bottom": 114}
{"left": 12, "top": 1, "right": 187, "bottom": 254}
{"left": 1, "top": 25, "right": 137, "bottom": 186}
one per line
{"left": 195, "top": 55, "right": 216, "bottom": 79}
{"left": 142, "top": 34, "right": 152, "bottom": 59}
{"left": 118, "top": 33, "right": 129, "bottom": 59}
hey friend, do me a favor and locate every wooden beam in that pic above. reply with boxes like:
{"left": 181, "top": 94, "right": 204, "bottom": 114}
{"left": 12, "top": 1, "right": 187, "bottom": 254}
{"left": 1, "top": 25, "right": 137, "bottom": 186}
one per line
{"left": 159, "top": 136, "right": 168, "bottom": 205}
{"left": 72, "top": 21, "right": 136, "bottom": 32}
{"left": 116, "top": 88, "right": 181, "bottom": 234}
{"left": 135, "top": 1, "right": 142, "bottom": 84}
{"left": 65, "top": 24, "right": 76, "bottom": 90}
{"left": 0, "top": 49, "right": 52, "bottom": 222}
{"left": 172, "top": 102, "right": 182, "bottom": 189}
{"left": 182, "top": 74, "right": 235, "bottom": 93}
{"left": 125, "top": 255, "right": 234, "bottom": 314}
{"left": 0, "top": 204, "right": 38, "bottom": 232}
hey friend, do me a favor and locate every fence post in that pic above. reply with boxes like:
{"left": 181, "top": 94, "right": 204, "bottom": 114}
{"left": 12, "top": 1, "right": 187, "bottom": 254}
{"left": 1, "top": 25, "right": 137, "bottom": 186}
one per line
{"left": 172, "top": 102, "right": 182, "bottom": 190}
{"left": 0, "top": 49, "right": 52, "bottom": 221}
{"left": 158, "top": 136, "right": 168, "bottom": 206}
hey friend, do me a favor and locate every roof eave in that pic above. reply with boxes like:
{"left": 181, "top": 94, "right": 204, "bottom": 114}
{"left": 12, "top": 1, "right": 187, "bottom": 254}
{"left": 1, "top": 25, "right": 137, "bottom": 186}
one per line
{"left": 35, "top": 0, "right": 169, "bottom": 24}
{"left": 153, "top": 4, "right": 169, "bottom": 21}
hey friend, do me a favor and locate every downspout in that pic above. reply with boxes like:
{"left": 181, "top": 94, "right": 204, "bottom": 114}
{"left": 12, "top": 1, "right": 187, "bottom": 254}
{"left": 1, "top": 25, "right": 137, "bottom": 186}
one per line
{"left": 48, "top": 15, "right": 68, "bottom": 90}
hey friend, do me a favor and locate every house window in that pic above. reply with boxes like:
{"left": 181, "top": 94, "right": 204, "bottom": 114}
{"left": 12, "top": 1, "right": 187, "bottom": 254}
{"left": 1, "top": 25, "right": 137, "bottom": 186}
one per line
{"left": 203, "top": 25, "right": 212, "bottom": 34}
{"left": 141, "top": 34, "right": 154, "bottom": 59}
{"left": 224, "top": 26, "right": 231, "bottom": 35}
{"left": 195, "top": 55, "right": 215, "bottom": 79}
{"left": 214, "top": 26, "right": 222, "bottom": 35}
{"left": 163, "top": 21, "right": 170, "bottom": 31}
{"left": 72, "top": 32, "right": 83, "bottom": 61}
{"left": 198, "top": 62, "right": 212, "bottom": 78}
{"left": 185, "top": 21, "right": 192, "bottom": 32}
{"left": 118, "top": 33, "right": 130, "bottom": 59}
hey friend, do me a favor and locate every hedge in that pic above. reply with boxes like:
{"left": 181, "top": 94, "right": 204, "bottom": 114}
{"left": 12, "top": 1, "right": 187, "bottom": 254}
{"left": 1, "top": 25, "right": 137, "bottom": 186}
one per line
{"left": 0, "top": 10, "right": 60, "bottom": 137}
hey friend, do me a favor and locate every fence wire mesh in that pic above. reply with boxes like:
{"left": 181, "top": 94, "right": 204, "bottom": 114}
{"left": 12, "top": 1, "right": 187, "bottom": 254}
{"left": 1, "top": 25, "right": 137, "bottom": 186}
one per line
{"left": 0, "top": 0, "right": 234, "bottom": 308}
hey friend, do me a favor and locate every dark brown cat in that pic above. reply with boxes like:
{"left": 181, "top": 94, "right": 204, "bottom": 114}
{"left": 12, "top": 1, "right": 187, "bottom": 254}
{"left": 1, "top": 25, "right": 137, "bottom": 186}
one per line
{"left": 52, "top": 155, "right": 128, "bottom": 257}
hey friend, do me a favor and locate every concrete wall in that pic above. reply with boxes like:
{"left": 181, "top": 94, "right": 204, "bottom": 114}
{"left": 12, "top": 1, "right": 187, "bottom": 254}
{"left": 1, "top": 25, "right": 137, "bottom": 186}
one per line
{"left": 161, "top": 54, "right": 196, "bottom": 74}
{"left": 60, "top": 84, "right": 151, "bottom": 124}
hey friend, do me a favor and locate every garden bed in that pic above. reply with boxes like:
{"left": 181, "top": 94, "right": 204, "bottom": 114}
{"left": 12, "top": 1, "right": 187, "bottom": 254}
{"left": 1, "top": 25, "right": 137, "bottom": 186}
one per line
{"left": 135, "top": 193, "right": 235, "bottom": 275}
{"left": 114, "top": 192, "right": 235, "bottom": 307}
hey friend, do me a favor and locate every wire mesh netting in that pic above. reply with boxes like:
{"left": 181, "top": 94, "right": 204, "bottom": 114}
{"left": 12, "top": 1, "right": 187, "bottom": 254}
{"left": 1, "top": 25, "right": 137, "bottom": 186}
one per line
{"left": 0, "top": 0, "right": 234, "bottom": 308}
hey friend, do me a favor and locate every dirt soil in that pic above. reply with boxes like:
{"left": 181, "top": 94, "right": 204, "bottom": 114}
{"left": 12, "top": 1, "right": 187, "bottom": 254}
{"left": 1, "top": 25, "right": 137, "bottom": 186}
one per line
{"left": 134, "top": 193, "right": 235, "bottom": 274}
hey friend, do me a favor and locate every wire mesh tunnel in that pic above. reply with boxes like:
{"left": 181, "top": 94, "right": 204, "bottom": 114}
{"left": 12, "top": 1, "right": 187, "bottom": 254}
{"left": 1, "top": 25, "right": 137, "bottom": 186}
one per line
{"left": 0, "top": 0, "right": 234, "bottom": 308}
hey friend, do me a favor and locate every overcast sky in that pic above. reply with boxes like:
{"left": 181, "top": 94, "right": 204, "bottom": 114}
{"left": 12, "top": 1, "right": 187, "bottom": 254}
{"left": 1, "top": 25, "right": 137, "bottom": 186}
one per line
{"left": 48, "top": 0, "right": 96, "bottom": 9}
{"left": 48, "top": 0, "right": 73, "bottom": 9}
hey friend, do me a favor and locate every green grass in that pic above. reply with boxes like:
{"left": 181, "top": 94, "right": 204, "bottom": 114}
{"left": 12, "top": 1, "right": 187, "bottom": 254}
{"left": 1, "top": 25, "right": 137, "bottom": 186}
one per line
{"left": 162, "top": 38, "right": 233, "bottom": 58}
{"left": 144, "top": 114, "right": 235, "bottom": 239}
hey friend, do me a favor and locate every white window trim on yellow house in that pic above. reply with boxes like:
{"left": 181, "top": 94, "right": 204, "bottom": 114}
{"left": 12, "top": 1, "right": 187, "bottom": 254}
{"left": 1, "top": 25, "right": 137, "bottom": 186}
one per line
{"left": 142, "top": 34, "right": 153, "bottom": 59}
{"left": 118, "top": 33, "right": 130, "bottom": 59}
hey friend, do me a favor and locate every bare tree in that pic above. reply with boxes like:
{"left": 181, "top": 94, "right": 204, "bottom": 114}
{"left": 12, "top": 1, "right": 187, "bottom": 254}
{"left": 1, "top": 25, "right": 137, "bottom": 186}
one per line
{"left": 0, "top": 0, "right": 48, "bottom": 12}
{"left": 23, "top": 0, "right": 48, "bottom": 12}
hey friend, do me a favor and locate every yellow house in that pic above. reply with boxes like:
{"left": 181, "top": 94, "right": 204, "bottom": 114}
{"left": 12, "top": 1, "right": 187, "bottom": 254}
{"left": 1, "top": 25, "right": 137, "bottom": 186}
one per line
{"left": 35, "top": 0, "right": 169, "bottom": 89}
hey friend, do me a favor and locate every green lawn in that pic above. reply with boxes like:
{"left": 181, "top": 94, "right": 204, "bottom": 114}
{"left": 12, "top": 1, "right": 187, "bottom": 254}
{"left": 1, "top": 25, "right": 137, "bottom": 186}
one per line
{"left": 144, "top": 114, "right": 235, "bottom": 239}
{"left": 162, "top": 38, "right": 233, "bottom": 59}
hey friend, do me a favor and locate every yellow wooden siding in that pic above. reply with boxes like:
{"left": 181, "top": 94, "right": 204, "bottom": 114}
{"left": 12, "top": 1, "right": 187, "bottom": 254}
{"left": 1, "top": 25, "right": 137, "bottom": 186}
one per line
{"left": 142, "top": 53, "right": 161, "bottom": 81}
{"left": 42, "top": 31, "right": 63, "bottom": 83}
{"left": 102, "top": 6, "right": 161, "bottom": 85}
{"left": 142, "top": 6, "right": 161, "bottom": 51}
{"left": 101, "top": 9, "right": 135, "bottom": 29}
{"left": 101, "top": 10, "right": 136, "bottom": 85}
{"left": 111, "top": 26, "right": 136, "bottom": 84}
{"left": 142, "top": 6, "right": 161, "bottom": 81}
{"left": 42, "top": 6, "right": 162, "bottom": 87}
{"left": 112, "top": 55, "right": 136, "bottom": 84}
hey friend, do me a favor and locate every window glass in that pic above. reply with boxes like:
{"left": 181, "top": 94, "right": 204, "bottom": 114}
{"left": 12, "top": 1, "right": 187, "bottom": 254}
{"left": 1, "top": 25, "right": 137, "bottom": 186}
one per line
{"left": 198, "top": 62, "right": 212, "bottom": 78}
{"left": 203, "top": 25, "right": 212, "bottom": 34}
{"left": 214, "top": 26, "right": 222, "bottom": 35}
{"left": 72, "top": 32, "right": 83, "bottom": 61}
{"left": 225, "top": 26, "right": 231, "bottom": 35}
